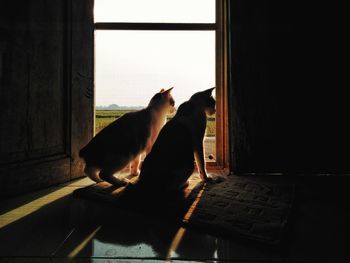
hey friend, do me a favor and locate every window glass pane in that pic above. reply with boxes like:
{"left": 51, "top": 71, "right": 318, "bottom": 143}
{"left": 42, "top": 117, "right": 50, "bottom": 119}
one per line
{"left": 95, "top": 30, "right": 216, "bottom": 160}
{"left": 94, "top": 0, "right": 215, "bottom": 23}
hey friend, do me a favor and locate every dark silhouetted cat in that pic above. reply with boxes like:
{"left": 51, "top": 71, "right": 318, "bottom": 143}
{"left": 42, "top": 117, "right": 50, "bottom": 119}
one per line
{"left": 79, "top": 88, "right": 175, "bottom": 186}
{"left": 135, "top": 87, "right": 216, "bottom": 193}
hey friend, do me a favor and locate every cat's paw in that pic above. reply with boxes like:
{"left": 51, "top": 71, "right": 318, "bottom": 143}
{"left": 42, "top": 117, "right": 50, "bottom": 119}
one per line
{"left": 110, "top": 178, "right": 129, "bottom": 187}
{"left": 204, "top": 175, "right": 225, "bottom": 184}
{"left": 127, "top": 169, "right": 140, "bottom": 178}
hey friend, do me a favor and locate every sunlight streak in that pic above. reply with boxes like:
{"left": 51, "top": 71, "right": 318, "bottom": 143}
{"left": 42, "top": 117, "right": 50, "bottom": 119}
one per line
{"left": 166, "top": 227, "right": 186, "bottom": 260}
{"left": 0, "top": 180, "right": 86, "bottom": 229}
{"left": 183, "top": 188, "right": 205, "bottom": 222}
{"left": 166, "top": 185, "right": 205, "bottom": 260}
{"left": 68, "top": 225, "right": 102, "bottom": 258}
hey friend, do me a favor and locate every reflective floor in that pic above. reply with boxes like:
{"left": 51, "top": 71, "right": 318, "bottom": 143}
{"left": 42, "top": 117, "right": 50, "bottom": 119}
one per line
{"left": 0, "top": 175, "right": 349, "bottom": 262}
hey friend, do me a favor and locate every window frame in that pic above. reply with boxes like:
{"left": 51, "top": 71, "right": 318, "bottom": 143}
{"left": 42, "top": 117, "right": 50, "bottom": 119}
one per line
{"left": 94, "top": 0, "right": 229, "bottom": 171}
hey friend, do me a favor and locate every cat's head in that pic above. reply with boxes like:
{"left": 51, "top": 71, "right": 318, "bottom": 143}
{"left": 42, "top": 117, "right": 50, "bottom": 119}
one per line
{"left": 190, "top": 87, "right": 216, "bottom": 115}
{"left": 148, "top": 87, "right": 175, "bottom": 113}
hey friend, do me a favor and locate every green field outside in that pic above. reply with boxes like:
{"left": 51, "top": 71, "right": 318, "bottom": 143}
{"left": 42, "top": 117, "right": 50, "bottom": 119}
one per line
{"left": 95, "top": 110, "right": 216, "bottom": 136}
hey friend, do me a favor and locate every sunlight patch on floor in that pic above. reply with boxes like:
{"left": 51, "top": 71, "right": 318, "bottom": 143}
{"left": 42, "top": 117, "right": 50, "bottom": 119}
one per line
{"left": 166, "top": 227, "right": 186, "bottom": 260}
{"left": 68, "top": 225, "right": 102, "bottom": 258}
{"left": 0, "top": 178, "right": 88, "bottom": 229}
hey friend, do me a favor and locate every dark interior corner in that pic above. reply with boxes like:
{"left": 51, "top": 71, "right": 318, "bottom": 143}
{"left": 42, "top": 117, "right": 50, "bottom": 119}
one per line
{"left": 0, "top": 0, "right": 349, "bottom": 262}
{"left": 228, "top": 1, "right": 349, "bottom": 173}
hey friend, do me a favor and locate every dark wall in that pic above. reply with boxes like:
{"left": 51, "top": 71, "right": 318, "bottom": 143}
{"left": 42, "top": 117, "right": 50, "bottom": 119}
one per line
{"left": 229, "top": 1, "right": 349, "bottom": 173}
{"left": 0, "top": 0, "right": 94, "bottom": 196}
{"left": 0, "top": 1, "right": 68, "bottom": 164}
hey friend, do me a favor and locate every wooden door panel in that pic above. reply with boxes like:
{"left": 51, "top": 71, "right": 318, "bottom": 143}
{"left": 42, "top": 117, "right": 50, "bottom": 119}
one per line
{"left": 0, "top": 0, "right": 67, "bottom": 165}
{"left": 0, "top": 0, "right": 97, "bottom": 196}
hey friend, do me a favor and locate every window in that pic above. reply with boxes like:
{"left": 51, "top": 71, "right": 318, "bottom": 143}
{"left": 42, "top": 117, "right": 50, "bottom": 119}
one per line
{"left": 94, "top": 0, "right": 229, "bottom": 170}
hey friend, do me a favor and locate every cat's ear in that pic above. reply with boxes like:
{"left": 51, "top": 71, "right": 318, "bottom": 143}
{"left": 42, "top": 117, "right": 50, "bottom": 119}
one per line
{"left": 160, "top": 88, "right": 165, "bottom": 93}
{"left": 162, "top": 87, "right": 174, "bottom": 96}
{"left": 205, "top": 87, "right": 215, "bottom": 96}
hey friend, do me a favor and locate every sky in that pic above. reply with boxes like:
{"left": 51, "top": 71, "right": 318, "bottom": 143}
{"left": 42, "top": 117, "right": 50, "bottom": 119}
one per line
{"left": 94, "top": 0, "right": 216, "bottom": 107}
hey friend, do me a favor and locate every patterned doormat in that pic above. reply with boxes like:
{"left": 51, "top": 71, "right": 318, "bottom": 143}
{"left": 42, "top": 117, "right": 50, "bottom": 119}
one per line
{"left": 73, "top": 176, "right": 295, "bottom": 245}
{"left": 182, "top": 176, "right": 295, "bottom": 245}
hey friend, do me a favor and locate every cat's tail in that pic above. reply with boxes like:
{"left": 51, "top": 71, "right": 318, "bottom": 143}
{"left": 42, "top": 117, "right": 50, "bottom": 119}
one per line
{"left": 79, "top": 146, "right": 101, "bottom": 183}
{"left": 79, "top": 146, "right": 87, "bottom": 158}
{"left": 84, "top": 165, "right": 103, "bottom": 183}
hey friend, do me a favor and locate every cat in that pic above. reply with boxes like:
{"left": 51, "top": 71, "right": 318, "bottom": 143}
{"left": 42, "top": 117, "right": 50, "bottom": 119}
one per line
{"left": 79, "top": 87, "right": 175, "bottom": 186}
{"left": 133, "top": 87, "right": 216, "bottom": 193}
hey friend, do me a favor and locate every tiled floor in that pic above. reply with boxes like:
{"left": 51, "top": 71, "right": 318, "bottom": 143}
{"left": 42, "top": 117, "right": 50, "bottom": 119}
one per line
{"left": 0, "top": 175, "right": 349, "bottom": 262}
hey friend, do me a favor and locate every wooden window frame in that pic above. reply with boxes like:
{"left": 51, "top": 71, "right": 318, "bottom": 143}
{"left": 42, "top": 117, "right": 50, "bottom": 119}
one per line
{"left": 94, "top": 0, "right": 229, "bottom": 172}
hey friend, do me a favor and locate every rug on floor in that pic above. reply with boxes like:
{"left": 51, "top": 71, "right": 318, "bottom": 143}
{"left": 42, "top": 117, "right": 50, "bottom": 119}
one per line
{"left": 182, "top": 176, "right": 295, "bottom": 244}
{"left": 73, "top": 175, "right": 295, "bottom": 245}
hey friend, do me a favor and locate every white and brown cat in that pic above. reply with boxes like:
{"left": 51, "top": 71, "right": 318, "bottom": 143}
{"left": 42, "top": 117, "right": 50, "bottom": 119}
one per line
{"left": 134, "top": 87, "right": 217, "bottom": 193}
{"left": 79, "top": 88, "right": 175, "bottom": 186}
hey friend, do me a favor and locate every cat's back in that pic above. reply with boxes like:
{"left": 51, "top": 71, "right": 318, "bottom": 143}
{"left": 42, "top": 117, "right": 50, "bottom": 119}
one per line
{"left": 80, "top": 109, "right": 152, "bottom": 158}
{"left": 141, "top": 100, "right": 206, "bottom": 173}
{"left": 103, "top": 109, "right": 151, "bottom": 136}
{"left": 141, "top": 117, "right": 194, "bottom": 171}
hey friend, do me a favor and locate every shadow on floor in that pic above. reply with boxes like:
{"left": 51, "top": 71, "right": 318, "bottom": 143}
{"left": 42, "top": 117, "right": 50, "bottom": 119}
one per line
{"left": 1, "top": 175, "right": 350, "bottom": 262}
